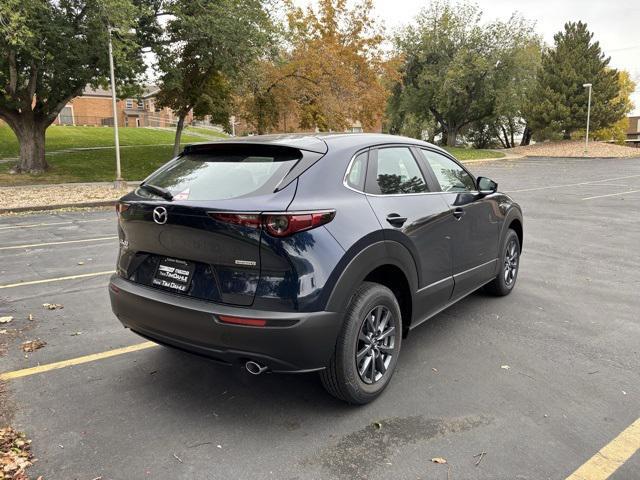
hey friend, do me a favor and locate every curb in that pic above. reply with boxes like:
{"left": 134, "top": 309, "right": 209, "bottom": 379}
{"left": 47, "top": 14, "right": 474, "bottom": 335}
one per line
{"left": 0, "top": 200, "right": 116, "bottom": 215}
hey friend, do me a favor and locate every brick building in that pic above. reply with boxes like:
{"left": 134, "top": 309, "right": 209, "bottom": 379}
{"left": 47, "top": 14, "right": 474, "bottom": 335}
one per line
{"left": 53, "top": 86, "right": 192, "bottom": 128}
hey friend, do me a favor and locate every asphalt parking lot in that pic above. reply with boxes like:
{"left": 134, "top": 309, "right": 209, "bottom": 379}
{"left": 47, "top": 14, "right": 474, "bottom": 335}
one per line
{"left": 1, "top": 155, "right": 639, "bottom": 480}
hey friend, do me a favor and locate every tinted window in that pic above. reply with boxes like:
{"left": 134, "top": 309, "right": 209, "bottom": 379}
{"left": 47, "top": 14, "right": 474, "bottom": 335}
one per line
{"left": 138, "top": 146, "right": 300, "bottom": 201}
{"left": 367, "top": 147, "right": 428, "bottom": 195}
{"left": 421, "top": 150, "right": 476, "bottom": 192}
{"left": 346, "top": 151, "right": 368, "bottom": 190}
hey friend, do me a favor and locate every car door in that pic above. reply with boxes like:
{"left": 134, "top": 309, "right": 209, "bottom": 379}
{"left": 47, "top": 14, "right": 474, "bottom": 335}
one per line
{"left": 361, "top": 146, "right": 454, "bottom": 321}
{"left": 418, "top": 148, "right": 500, "bottom": 299}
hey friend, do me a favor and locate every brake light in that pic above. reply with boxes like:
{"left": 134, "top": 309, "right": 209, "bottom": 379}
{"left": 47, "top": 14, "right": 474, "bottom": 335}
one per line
{"left": 218, "top": 315, "right": 267, "bottom": 327}
{"left": 208, "top": 210, "right": 335, "bottom": 237}
{"left": 115, "top": 203, "right": 130, "bottom": 216}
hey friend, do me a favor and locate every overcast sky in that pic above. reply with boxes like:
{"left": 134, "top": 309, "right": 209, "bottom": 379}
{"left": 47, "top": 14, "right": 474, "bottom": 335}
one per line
{"left": 294, "top": 0, "right": 640, "bottom": 115}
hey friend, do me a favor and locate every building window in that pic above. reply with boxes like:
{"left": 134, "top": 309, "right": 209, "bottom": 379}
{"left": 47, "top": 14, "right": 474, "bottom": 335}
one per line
{"left": 137, "top": 99, "right": 145, "bottom": 110}
{"left": 125, "top": 99, "right": 133, "bottom": 109}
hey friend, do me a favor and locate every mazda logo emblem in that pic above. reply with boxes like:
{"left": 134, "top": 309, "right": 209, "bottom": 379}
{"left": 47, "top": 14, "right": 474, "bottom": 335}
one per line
{"left": 153, "top": 206, "right": 168, "bottom": 225}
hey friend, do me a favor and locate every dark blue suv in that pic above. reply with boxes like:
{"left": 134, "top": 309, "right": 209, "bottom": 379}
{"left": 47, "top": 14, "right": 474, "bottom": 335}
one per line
{"left": 109, "top": 133, "right": 523, "bottom": 404}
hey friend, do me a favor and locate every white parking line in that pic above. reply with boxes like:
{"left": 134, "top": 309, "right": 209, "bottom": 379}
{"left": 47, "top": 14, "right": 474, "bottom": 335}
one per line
{"left": 0, "top": 218, "right": 109, "bottom": 231}
{"left": 0, "top": 271, "right": 114, "bottom": 289}
{"left": 0, "top": 236, "right": 117, "bottom": 251}
{"left": 582, "top": 189, "right": 640, "bottom": 201}
{"left": 508, "top": 174, "right": 640, "bottom": 193}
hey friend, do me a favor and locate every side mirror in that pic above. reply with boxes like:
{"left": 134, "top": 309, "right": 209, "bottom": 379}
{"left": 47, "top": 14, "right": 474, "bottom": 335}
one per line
{"left": 477, "top": 176, "right": 498, "bottom": 195}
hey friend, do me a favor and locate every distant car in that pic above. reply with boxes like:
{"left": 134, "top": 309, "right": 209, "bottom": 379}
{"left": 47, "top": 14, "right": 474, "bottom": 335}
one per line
{"left": 109, "top": 133, "right": 523, "bottom": 404}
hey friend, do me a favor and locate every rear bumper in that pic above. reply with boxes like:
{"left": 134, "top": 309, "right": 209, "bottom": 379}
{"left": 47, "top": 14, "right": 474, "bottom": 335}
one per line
{"left": 108, "top": 275, "right": 342, "bottom": 372}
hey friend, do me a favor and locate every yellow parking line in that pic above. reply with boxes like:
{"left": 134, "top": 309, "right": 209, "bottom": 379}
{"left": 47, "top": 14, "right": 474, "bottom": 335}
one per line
{"left": 566, "top": 417, "right": 640, "bottom": 480}
{"left": 0, "top": 270, "right": 114, "bottom": 289}
{"left": 0, "top": 342, "right": 158, "bottom": 381}
{"left": 0, "top": 218, "right": 109, "bottom": 231}
{"left": 0, "top": 236, "right": 117, "bottom": 250}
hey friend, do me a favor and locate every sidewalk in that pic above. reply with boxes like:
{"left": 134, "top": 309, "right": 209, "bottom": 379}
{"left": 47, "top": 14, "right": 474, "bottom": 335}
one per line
{"left": 0, "top": 182, "right": 139, "bottom": 213}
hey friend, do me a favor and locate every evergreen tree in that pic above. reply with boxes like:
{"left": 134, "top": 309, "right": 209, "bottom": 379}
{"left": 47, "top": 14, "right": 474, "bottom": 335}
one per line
{"left": 526, "top": 21, "right": 624, "bottom": 139}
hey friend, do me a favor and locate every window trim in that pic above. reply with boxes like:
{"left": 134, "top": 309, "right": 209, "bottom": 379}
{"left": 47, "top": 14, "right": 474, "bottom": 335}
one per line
{"left": 417, "top": 147, "right": 479, "bottom": 193}
{"left": 343, "top": 144, "right": 444, "bottom": 197}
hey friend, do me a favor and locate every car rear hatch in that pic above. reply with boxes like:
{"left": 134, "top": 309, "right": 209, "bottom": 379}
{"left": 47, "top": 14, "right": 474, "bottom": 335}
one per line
{"left": 116, "top": 143, "right": 314, "bottom": 306}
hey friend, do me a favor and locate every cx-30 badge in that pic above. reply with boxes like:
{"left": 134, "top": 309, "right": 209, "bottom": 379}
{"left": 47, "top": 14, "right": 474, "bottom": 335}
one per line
{"left": 153, "top": 206, "right": 168, "bottom": 225}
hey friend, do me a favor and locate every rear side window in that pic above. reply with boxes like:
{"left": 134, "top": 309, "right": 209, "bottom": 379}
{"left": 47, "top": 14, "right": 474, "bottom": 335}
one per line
{"left": 366, "top": 147, "right": 428, "bottom": 195}
{"left": 138, "top": 145, "right": 301, "bottom": 201}
{"left": 346, "top": 151, "right": 368, "bottom": 190}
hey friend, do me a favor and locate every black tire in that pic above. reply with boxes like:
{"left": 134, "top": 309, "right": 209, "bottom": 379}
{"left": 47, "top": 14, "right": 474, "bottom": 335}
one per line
{"left": 484, "top": 228, "right": 520, "bottom": 296}
{"left": 320, "top": 281, "right": 402, "bottom": 404}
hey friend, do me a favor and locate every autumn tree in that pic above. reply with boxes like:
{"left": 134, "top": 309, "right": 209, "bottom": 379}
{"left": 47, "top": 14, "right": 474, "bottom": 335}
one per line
{"left": 590, "top": 70, "right": 636, "bottom": 143}
{"left": 0, "top": 0, "right": 144, "bottom": 173}
{"left": 239, "top": 0, "right": 390, "bottom": 134}
{"left": 526, "top": 21, "right": 625, "bottom": 140}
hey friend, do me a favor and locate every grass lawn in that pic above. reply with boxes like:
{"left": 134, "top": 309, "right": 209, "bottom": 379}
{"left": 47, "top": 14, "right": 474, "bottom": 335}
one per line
{"left": 443, "top": 146, "right": 505, "bottom": 160}
{"left": 0, "top": 125, "right": 230, "bottom": 186}
{"left": 0, "top": 125, "right": 222, "bottom": 159}
{"left": 0, "top": 145, "right": 182, "bottom": 185}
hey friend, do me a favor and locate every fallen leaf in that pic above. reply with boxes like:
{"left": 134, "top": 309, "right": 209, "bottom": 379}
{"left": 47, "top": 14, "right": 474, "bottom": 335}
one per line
{"left": 0, "top": 316, "right": 13, "bottom": 323}
{"left": 501, "top": 365, "right": 510, "bottom": 370}
{"left": 21, "top": 339, "right": 47, "bottom": 353}
{"left": 70, "top": 331, "right": 83, "bottom": 336}
{"left": 216, "top": 444, "right": 222, "bottom": 449}
{"left": 42, "top": 303, "right": 63, "bottom": 310}
{"left": 28, "top": 314, "right": 34, "bottom": 321}
{"left": 77, "top": 261, "right": 85, "bottom": 265}
{"left": 432, "top": 368, "right": 438, "bottom": 373}
{"left": 431, "top": 457, "right": 447, "bottom": 464}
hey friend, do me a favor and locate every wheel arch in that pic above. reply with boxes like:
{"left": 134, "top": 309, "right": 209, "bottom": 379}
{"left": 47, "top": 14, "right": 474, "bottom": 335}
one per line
{"left": 324, "top": 240, "right": 418, "bottom": 332}
{"left": 501, "top": 206, "right": 524, "bottom": 252}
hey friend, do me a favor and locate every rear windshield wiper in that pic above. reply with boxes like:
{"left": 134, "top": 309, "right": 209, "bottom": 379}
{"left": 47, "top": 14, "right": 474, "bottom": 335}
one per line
{"left": 139, "top": 183, "right": 173, "bottom": 201}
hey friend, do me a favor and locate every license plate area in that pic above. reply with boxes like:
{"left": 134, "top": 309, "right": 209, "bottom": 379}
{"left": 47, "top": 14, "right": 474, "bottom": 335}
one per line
{"left": 152, "top": 257, "right": 196, "bottom": 293}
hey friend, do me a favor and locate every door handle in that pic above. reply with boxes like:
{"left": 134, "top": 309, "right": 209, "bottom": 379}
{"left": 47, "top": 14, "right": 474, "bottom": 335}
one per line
{"left": 386, "top": 213, "right": 408, "bottom": 227}
{"left": 452, "top": 207, "right": 465, "bottom": 220}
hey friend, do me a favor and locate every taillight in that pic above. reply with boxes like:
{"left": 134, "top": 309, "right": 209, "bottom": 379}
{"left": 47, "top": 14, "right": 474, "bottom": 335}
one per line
{"left": 208, "top": 212, "right": 261, "bottom": 228}
{"left": 208, "top": 210, "right": 335, "bottom": 237}
{"left": 115, "top": 203, "right": 130, "bottom": 216}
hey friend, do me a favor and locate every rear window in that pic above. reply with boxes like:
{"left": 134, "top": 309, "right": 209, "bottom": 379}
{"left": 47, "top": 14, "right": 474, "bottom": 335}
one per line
{"left": 138, "top": 145, "right": 301, "bottom": 201}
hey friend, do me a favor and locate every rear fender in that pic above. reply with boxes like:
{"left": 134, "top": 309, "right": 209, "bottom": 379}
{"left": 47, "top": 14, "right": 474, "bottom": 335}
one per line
{"left": 324, "top": 238, "right": 418, "bottom": 314}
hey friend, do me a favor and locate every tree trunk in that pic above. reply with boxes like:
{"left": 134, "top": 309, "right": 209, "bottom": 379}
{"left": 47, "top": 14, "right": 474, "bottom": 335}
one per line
{"left": 520, "top": 125, "right": 532, "bottom": 146}
{"left": 173, "top": 113, "right": 186, "bottom": 157}
{"left": 499, "top": 124, "right": 512, "bottom": 148}
{"left": 6, "top": 115, "right": 49, "bottom": 173}
{"left": 446, "top": 126, "right": 458, "bottom": 146}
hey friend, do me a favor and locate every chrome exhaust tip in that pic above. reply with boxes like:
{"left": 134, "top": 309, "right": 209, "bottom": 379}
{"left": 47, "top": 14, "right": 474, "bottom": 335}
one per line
{"left": 245, "top": 360, "right": 268, "bottom": 375}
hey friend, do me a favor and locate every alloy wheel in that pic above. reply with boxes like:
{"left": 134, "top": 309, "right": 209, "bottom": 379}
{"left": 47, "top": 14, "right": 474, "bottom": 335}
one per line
{"left": 503, "top": 238, "right": 519, "bottom": 286}
{"left": 356, "top": 305, "right": 396, "bottom": 384}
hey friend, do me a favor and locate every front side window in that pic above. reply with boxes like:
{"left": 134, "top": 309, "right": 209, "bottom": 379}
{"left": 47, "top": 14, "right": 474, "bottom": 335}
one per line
{"left": 366, "top": 147, "right": 428, "bottom": 195}
{"left": 421, "top": 150, "right": 476, "bottom": 192}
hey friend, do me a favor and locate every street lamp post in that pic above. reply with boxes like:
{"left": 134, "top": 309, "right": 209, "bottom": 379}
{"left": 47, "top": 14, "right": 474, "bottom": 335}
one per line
{"left": 108, "top": 26, "right": 125, "bottom": 188}
{"left": 583, "top": 83, "right": 592, "bottom": 155}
